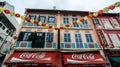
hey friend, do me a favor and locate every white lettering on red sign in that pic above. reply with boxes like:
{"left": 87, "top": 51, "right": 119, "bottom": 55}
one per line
{"left": 72, "top": 53, "right": 95, "bottom": 60}
{"left": 20, "top": 52, "right": 46, "bottom": 59}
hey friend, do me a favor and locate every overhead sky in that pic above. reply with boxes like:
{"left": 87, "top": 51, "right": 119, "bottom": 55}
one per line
{"left": 2, "top": 0, "right": 120, "bottom": 15}
{"left": 1, "top": 0, "right": 120, "bottom": 23}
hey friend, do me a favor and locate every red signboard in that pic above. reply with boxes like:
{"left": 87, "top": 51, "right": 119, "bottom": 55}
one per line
{"left": 63, "top": 52, "right": 108, "bottom": 64}
{"left": 5, "top": 52, "right": 56, "bottom": 64}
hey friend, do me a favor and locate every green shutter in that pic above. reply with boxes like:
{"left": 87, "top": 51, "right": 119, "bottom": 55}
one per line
{"left": 94, "top": 43, "right": 99, "bottom": 48}
{"left": 23, "top": 22, "right": 28, "bottom": 26}
{"left": 84, "top": 43, "right": 89, "bottom": 48}
{"left": 52, "top": 43, "right": 56, "bottom": 48}
{"left": 80, "top": 24, "right": 83, "bottom": 28}
{"left": 27, "top": 42, "right": 32, "bottom": 48}
{"left": 71, "top": 43, "right": 75, "bottom": 48}
{"left": 61, "top": 43, "right": 64, "bottom": 48}
{"left": 16, "top": 42, "right": 20, "bottom": 47}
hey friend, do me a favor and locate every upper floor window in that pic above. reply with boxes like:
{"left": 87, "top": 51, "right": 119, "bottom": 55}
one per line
{"left": 82, "top": 20, "right": 88, "bottom": 25}
{"left": 93, "top": 18, "right": 101, "bottom": 25}
{"left": 38, "top": 16, "right": 46, "bottom": 23}
{"left": 109, "top": 34, "right": 120, "bottom": 47}
{"left": 109, "top": 17, "right": 119, "bottom": 27}
{"left": 18, "top": 32, "right": 34, "bottom": 41}
{"left": 32, "top": 32, "right": 45, "bottom": 48}
{"left": 85, "top": 33, "right": 94, "bottom": 43}
{"left": 64, "top": 33, "right": 71, "bottom": 42}
{"left": 72, "top": 16, "right": 79, "bottom": 27}
{"left": 101, "top": 18, "right": 113, "bottom": 29}
{"left": 75, "top": 33, "right": 83, "bottom": 48}
{"left": 46, "top": 32, "right": 54, "bottom": 42}
{"left": 2, "top": 25, "right": 5, "bottom": 30}
{"left": 48, "top": 16, "right": 55, "bottom": 24}
{"left": 63, "top": 16, "right": 69, "bottom": 24}
{"left": 29, "top": 15, "right": 36, "bottom": 20}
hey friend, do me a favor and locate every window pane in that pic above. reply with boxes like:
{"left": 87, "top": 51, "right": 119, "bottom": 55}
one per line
{"left": 64, "top": 33, "right": 71, "bottom": 42}
{"left": 38, "top": 16, "right": 46, "bottom": 23}
{"left": 48, "top": 16, "right": 55, "bottom": 24}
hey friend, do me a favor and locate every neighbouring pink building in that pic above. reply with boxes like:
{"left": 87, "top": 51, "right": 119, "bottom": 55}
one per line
{"left": 91, "top": 13, "right": 120, "bottom": 67}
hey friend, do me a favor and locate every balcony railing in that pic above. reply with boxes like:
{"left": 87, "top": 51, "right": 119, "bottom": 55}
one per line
{"left": 23, "top": 22, "right": 57, "bottom": 27}
{"left": 61, "top": 24, "right": 92, "bottom": 29}
{"left": 60, "top": 42, "right": 99, "bottom": 49}
{"left": 16, "top": 41, "right": 56, "bottom": 48}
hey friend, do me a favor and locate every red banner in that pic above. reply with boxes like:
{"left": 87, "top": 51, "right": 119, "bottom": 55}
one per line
{"left": 63, "top": 52, "right": 108, "bottom": 64}
{"left": 5, "top": 52, "right": 56, "bottom": 64}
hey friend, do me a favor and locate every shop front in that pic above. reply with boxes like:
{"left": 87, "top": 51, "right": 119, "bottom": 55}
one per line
{"left": 105, "top": 50, "right": 120, "bottom": 67}
{"left": 4, "top": 51, "right": 62, "bottom": 67}
{"left": 62, "top": 52, "right": 108, "bottom": 67}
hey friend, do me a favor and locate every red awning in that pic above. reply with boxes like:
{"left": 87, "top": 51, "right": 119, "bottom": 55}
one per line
{"left": 63, "top": 52, "right": 108, "bottom": 65}
{"left": 4, "top": 52, "right": 56, "bottom": 65}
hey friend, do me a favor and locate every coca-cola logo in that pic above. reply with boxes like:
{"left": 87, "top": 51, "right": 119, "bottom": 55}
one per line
{"left": 72, "top": 53, "right": 95, "bottom": 60}
{"left": 20, "top": 52, "right": 46, "bottom": 59}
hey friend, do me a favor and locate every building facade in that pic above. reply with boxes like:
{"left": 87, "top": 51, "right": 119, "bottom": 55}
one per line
{"left": 4, "top": 9, "right": 109, "bottom": 67}
{"left": 91, "top": 13, "right": 120, "bottom": 67}
{"left": 0, "top": 1, "right": 19, "bottom": 67}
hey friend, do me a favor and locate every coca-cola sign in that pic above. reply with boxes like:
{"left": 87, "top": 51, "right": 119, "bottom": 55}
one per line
{"left": 72, "top": 53, "right": 95, "bottom": 60}
{"left": 20, "top": 52, "right": 46, "bottom": 59}
{"left": 63, "top": 53, "right": 108, "bottom": 64}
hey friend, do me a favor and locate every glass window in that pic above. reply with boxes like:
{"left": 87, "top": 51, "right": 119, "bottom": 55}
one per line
{"left": 32, "top": 32, "right": 45, "bottom": 48}
{"left": 6, "top": 30, "right": 9, "bottom": 34}
{"left": 82, "top": 20, "right": 88, "bottom": 25}
{"left": 85, "top": 34, "right": 94, "bottom": 42}
{"left": 109, "top": 17, "right": 119, "bottom": 27}
{"left": 48, "top": 16, "right": 55, "bottom": 24}
{"left": 2, "top": 26, "right": 5, "bottom": 30}
{"left": 38, "top": 16, "right": 46, "bottom": 23}
{"left": 46, "top": 32, "right": 54, "bottom": 42}
{"left": 72, "top": 17, "right": 79, "bottom": 27}
{"left": 64, "top": 33, "right": 71, "bottom": 42}
{"left": 109, "top": 34, "right": 120, "bottom": 47}
{"left": 63, "top": 16, "right": 69, "bottom": 24}
{"left": 29, "top": 15, "right": 36, "bottom": 20}
{"left": 18, "top": 32, "right": 34, "bottom": 41}
{"left": 101, "top": 18, "right": 113, "bottom": 29}
{"left": 75, "top": 33, "right": 83, "bottom": 48}
{"left": 93, "top": 18, "right": 101, "bottom": 25}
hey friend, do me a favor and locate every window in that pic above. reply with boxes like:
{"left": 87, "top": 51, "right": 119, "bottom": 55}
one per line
{"left": 101, "top": 18, "right": 113, "bottom": 29}
{"left": 109, "top": 34, "right": 120, "bottom": 47}
{"left": 48, "top": 16, "right": 55, "bottom": 24}
{"left": 2, "top": 26, "right": 5, "bottom": 30}
{"left": 93, "top": 18, "right": 101, "bottom": 25}
{"left": 82, "top": 20, "right": 88, "bottom": 25}
{"left": 72, "top": 16, "right": 79, "bottom": 27}
{"left": 75, "top": 33, "right": 83, "bottom": 48}
{"left": 63, "top": 16, "right": 69, "bottom": 24}
{"left": 18, "top": 32, "right": 34, "bottom": 41}
{"left": 32, "top": 32, "right": 45, "bottom": 48}
{"left": 85, "top": 34, "right": 94, "bottom": 42}
{"left": 109, "top": 17, "right": 119, "bottom": 27}
{"left": 0, "top": 36, "right": 3, "bottom": 41}
{"left": 29, "top": 15, "right": 36, "bottom": 20}
{"left": 38, "top": 16, "right": 46, "bottom": 23}
{"left": 64, "top": 33, "right": 71, "bottom": 42}
{"left": 6, "top": 30, "right": 9, "bottom": 34}
{"left": 46, "top": 32, "right": 54, "bottom": 42}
